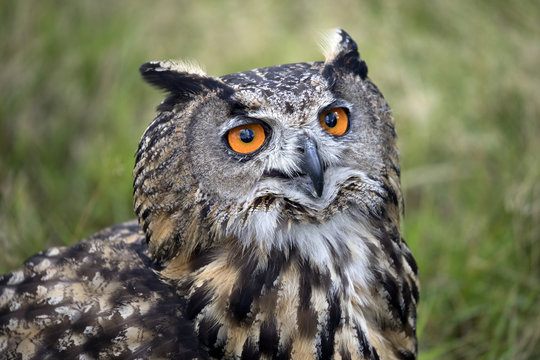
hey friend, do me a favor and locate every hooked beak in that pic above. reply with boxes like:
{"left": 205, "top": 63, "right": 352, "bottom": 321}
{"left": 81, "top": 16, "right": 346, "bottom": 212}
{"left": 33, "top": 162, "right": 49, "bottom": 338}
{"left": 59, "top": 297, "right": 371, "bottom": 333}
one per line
{"left": 302, "top": 137, "right": 324, "bottom": 197}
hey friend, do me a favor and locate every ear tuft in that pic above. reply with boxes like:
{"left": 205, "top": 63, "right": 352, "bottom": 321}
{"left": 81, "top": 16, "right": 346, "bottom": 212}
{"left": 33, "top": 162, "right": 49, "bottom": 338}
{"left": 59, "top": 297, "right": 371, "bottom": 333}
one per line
{"left": 321, "top": 29, "right": 368, "bottom": 80}
{"left": 143, "top": 60, "right": 207, "bottom": 77}
{"left": 320, "top": 29, "right": 350, "bottom": 63}
{"left": 140, "top": 61, "right": 232, "bottom": 101}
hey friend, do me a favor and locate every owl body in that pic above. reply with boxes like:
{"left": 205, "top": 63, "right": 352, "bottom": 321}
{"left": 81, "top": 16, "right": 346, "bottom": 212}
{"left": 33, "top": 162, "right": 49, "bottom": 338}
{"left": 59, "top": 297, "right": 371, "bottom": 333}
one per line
{"left": 0, "top": 30, "right": 418, "bottom": 359}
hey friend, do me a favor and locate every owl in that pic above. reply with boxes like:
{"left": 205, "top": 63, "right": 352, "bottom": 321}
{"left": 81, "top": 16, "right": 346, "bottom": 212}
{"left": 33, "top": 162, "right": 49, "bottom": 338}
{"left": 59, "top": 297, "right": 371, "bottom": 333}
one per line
{"left": 0, "top": 29, "right": 418, "bottom": 359}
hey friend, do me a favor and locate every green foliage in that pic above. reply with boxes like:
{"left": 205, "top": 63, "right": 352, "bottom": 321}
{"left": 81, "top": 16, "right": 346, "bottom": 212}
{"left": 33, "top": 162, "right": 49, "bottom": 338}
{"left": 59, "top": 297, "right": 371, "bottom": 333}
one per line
{"left": 1, "top": 1, "right": 538, "bottom": 358}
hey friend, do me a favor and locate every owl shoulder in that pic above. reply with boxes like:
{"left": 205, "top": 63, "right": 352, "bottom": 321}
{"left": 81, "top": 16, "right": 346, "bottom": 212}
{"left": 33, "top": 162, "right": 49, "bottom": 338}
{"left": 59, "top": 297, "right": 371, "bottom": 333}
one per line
{"left": 0, "top": 220, "right": 205, "bottom": 359}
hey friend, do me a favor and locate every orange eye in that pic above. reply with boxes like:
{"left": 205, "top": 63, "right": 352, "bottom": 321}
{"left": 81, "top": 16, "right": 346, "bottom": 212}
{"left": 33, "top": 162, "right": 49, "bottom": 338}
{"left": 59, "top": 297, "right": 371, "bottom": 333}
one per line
{"left": 319, "top": 107, "right": 349, "bottom": 136}
{"left": 227, "top": 123, "right": 266, "bottom": 154}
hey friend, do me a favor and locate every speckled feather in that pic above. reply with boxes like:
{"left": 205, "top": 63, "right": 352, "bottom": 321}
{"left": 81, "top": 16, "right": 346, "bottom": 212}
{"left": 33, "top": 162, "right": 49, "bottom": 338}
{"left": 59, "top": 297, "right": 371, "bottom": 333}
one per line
{"left": 1, "top": 29, "right": 418, "bottom": 359}
{"left": 0, "top": 222, "right": 206, "bottom": 359}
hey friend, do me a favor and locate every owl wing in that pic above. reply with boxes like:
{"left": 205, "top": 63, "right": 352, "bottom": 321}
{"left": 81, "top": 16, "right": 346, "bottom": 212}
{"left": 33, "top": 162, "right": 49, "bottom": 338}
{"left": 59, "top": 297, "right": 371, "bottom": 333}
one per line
{"left": 0, "top": 221, "right": 206, "bottom": 359}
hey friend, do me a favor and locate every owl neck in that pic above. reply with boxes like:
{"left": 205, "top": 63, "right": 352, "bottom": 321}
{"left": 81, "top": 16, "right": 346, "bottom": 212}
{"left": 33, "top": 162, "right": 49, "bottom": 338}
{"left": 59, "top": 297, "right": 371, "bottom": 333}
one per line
{"left": 161, "top": 209, "right": 418, "bottom": 359}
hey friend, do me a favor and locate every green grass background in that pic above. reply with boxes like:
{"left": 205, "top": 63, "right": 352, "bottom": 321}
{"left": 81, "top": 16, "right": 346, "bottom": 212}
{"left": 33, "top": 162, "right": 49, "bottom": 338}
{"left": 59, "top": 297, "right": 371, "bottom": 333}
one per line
{"left": 1, "top": 1, "right": 538, "bottom": 358}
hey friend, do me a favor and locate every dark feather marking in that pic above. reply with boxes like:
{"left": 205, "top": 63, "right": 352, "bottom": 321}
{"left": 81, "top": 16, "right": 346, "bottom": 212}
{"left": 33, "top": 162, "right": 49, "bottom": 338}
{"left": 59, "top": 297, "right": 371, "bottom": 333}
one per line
{"left": 206, "top": 328, "right": 226, "bottom": 360}
{"left": 298, "top": 264, "right": 313, "bottom": 310}
{"left": 322, "top": 64, "right": 337, "bottom": 90}
{"left": 229, "top": 283, "right": 256, "bottom": 322}
{"left": 152, "top": 234, "right": 183, "bottom": 267}
{"left": 383, "top": 121, "right": 397, "bottom": 138}
{"left": 228, "top": 253, "right": 259, "bottom": 322}
{"left": 297, "top": 291, "right": 318, "bottom": 339}
{"left": 297, "top": 256, "right": 331, "bottom": 290}
{"left": 186, "top": 283, "right": 212, "bottom": 320}
{"left": 132, "top": 176, "right": 140, "bottom": 195}
{"left": 197, "top": 316, "right": 219, "bottom": 349}
{"left": 199, "top": 203, "right": 212, "bottom": 219}
{"left": 134, "top": 203, "right": 143, "bottom": 216}
{"left": 411, "top": 280, "right": 420, "bottom": 304}
{"left": 403, "top": 245, "right": 419, "bottom": 275}
{"left": 189, "top": 249, "right": 216, "bottom": 272}
{"left": 141, "top": 207, "right": 151, "bottom": 221}
{"left": 276, "top": 340, "right": 292, "bottom": 360}
{"left": 264, "top": 249, "right": 287, "bottom": 289}
{"left": 284, "top": 101, "right": 294, "bottom": 114}
{"left": 391, "top": 162, "right": 401, "bottom": 177}
{"left": 355, "top": 322, "right": 380, "bottom": 360}
{"left": 283, "top": 200, "right": 307, "bottom": 214}
{"left": 229, "top": 100, "right": 251, "bottom": 115}
{"left": 328, "top": 291, "right": 342, "bottom": 330}
{"left": 259, "top": 319, "right": 279, "bottom": 357}
{"left": 380, "top": 274, "right": 405, "bottom": 326}
{"left": 340, "top": 347, "right": 352, "bottom": 360}
{"left": 327, "top": 240, "right": 351, "bottom": 294}
{"left": 375, "top": 230, "right": 402, "bottom": 270}
{"left": 401, "top": 281, "right": 413, "bottom": 329}
{"left": 241, "top": 338, "right": 260, "bottom": 360}
{"left": 396, "top": 349, "right": 416, "bottom": 360}
{"left": 253, "top": 196, "right": 264, "bottom": 210}
{"left": 296, "top": 276, "right": 317, "bottom": 338}
{"left": 229, "top": 249, "right": 285, "bottom": 322}
{"left": 381, "top": 179, "right": 399, "bottom": 207}
{"left": 320, "top": 291, "right": 341, "bottom": 359}
{"left": 297, "top": 259, "right": 322, "bottom": 338}
{"left": 265, "top": 196, "right": 276, "bottom": 211}
{"left": 142, "top": 219, "right": 150, "bottom": 234}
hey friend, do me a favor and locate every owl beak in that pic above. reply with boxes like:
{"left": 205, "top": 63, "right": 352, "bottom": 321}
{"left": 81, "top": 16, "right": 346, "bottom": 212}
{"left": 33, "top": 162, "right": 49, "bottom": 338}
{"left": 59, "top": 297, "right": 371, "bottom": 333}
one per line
{"left": 302, "top": 138, "right": 324, "bottom": 197}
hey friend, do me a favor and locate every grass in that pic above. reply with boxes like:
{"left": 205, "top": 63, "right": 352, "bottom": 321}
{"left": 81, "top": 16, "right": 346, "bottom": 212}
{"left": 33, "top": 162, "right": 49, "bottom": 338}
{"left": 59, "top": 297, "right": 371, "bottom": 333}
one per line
{"left": 1, "top": 1, "right": 539, "bottom": 358}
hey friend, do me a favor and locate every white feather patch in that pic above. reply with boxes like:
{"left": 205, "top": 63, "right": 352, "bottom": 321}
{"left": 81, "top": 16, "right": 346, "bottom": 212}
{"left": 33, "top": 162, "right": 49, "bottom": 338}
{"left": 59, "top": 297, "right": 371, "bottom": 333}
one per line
{"left": 319, "top": 28, "right": 344, "bottom": 64}
{"left": 154, "top": 60, "right": 207, "bottom": 76}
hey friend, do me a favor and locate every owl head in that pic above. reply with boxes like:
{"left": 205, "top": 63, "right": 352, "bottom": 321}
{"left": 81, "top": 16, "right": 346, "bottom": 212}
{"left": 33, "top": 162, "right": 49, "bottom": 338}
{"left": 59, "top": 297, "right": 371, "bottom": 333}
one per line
{"left": 134, "top": 29, "right": 402, "bottom": 266}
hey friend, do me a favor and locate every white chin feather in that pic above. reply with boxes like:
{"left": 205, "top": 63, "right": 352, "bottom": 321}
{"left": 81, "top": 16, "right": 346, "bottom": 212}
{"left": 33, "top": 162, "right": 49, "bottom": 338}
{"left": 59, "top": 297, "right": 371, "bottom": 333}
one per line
{"left": 238, "top": 207, "right": 375, "bottom": 296}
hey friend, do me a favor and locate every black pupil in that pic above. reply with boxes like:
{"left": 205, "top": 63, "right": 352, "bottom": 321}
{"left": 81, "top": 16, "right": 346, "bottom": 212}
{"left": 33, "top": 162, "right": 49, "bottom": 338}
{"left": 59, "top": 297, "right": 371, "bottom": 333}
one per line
{"left": 239, "top": 128, "right": 255, "bottom": 143}
{"left": 324, "top": 112, "right": 338, "bottom": 128}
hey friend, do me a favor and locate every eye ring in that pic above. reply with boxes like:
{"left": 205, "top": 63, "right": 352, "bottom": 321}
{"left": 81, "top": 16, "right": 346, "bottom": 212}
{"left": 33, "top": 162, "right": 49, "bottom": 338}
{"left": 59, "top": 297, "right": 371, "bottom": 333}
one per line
{"left": 319, "top": 107, "right": 349, "bottom": 136}
{"left": 227, "top": 123, "right": 266, "bottom": 154}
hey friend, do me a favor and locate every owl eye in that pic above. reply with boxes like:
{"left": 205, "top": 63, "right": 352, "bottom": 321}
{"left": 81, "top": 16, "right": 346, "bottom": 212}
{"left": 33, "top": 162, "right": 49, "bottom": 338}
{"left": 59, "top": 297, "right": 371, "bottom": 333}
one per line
{"left": 227, "top": 123, "right": 266, "bottom": 154}
{"left": 319, "top": 107, "right": 349, "bottom": 136}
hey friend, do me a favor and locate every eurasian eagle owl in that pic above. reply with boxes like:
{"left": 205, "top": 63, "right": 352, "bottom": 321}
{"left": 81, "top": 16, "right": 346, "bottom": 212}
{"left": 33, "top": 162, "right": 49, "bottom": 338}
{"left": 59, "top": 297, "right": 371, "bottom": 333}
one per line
{"left": 0, "top": 29, "right": 418, "bottom": 359}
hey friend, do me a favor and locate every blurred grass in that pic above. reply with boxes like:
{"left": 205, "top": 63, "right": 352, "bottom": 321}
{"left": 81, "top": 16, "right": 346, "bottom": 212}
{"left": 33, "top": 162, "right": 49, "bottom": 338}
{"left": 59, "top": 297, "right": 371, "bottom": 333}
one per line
{"left": 1, "top": 1, "right": 539, "bottom": 358}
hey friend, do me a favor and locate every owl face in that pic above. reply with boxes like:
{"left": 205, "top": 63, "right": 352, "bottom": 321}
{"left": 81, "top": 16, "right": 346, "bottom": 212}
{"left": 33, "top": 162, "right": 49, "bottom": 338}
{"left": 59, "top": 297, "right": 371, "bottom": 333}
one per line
{"left": 134, "top": 29, "right": 400, "bottom": 263}
{"left": 188, "top": 64, "right": 352, "bottom": 205}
